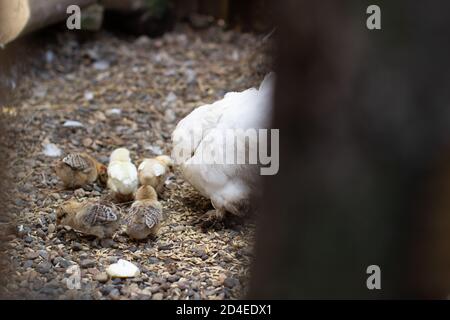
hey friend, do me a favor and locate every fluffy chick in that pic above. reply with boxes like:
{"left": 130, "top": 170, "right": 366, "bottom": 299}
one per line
{"left": 55, "top": 153, "right": 107, "bottom": 189}
{"left": 125, "top": 185, "right": 164, "bottom": 240}
{"left": 138, "top": 155, "right": 173, "bottom": 194}
{"left": 107, "top": 148, "right": 138, "bottom": 202}
{"left": 56, "top": 200, "right": 120, "bottom": 238}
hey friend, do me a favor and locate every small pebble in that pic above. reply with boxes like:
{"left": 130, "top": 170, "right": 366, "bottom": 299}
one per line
{"left": 140, "top": 287, "right": 152, "bottom": 297}
{"left": 109, "top": 288, "right": 121, "bottom": 299}
{"left": 26, "top": 251, "right": 39, "bottom": 260}
{"left": 47, "top": 224, "right": 56, "bottom": 234}
{"left": 74, "top": 188, "right": 85, "bottom": 198}
{"left": 172, "top": 225, "right": 185, "bottom": 232}
{"left": 87, "top": 268, "right": 99, "bottom": 275}
{"left": 38, "top": 250, "right": 49, "bottom": 260}
{"left": 36, "top": 261, "right": 52, "bottom": 274}
{"left": 107, "top": 256, "right": 118, "bottom": 263}
{"left": 100, "top": 285, "right": 115, "bottom": 296}
{"left": 223, "top": 277, "right": 240, "bottom": 289}
{"left": 50, "top": 193, "right": 60, "bottom": 200}
{"left": 53, "top": 257, "right": 72, "bottom": 268}
{"left": 152, "top": 293, "right": 164, "bottom": 300}
{"left": 95, "top": 272, "right": 109, "bottom": 283}
{"left": 148, "top": 257, "right": 160, "bottom": 264}
{"left": 80, "top": 259, "right": 96, "bottom": 269}
{"left": 100, "top": 238, "right": 115, "bottom": 248}
{"left": 36, "top": 229, "right": 46, "bottom": 239}
{"left": 168, "top": 275, "right": 180, "bottom": 283}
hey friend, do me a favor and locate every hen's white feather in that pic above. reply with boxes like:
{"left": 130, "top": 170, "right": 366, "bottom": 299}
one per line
{"left": 172, "top": 73, "right": 274, "bottom": 215}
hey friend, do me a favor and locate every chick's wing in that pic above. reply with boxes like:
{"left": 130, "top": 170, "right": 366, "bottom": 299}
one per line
{"left": 144, "top": 206, "right": 163, "bottom": 229}
{"left": 63, "top": 154, "right": 91, "bottom": 172}
{"left": 83, "top": 204, "right": 118, "bottom": 226}
{"left": 127, "top": 204, "right": 162, "bottom": 229}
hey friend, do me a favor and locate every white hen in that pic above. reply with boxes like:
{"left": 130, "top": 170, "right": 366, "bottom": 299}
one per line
{"left": 172, "top": 73, "right": 274, "bottom": 227}
{"left": 107, "top": 148, "right": 138, "bottom": 202}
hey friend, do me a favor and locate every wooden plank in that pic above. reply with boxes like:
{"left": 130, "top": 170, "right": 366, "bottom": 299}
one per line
{"left": 0, "top": 0, "right": 96, "bottom": 46}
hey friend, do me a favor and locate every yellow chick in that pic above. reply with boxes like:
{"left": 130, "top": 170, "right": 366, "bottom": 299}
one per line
{"left": 107, "top": 148, "right": 138, "bottom": 202}
{"left": 56, "top": 200, "right": 120, "bottom": 238}
{"left": 138, "top": 155, "right": 173, "bottom": 194}
{"left": 55, "top": 153, "right": 108, "bottom": 189}
{"left": 125, "top": 185, "right": 164, "bottom": 240}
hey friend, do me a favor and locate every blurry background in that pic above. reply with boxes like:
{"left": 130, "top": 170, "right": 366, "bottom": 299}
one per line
{"left": 0, "top": 0, "right": 271, "bottom": 45}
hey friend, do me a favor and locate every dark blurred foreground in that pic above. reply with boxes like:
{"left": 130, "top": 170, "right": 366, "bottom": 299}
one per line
{"left": 250, "top": 0, "right": 450, "bottom": 299}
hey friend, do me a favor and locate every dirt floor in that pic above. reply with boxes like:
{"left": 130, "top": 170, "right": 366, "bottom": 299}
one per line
{"left": 0, "top": 24, "right": 269, "bottom": 299}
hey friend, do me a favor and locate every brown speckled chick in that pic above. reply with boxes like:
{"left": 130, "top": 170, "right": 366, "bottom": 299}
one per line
{"left": 55, "top": 153, "right": 107, "bottom": 189}
{"left": 125, "top": 185, "right": 164, "bottom": 240}
{"left": 56, "top": 200, "right": 120, "bottom": 238}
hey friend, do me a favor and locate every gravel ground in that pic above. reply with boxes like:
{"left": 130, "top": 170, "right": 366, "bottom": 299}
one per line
{"left": 0, "top": 24, "right": 269, "bottom": 299}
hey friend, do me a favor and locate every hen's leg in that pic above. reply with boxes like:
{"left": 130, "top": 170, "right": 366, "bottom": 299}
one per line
{"left": 197, "top": 208, "right": 226, "bottom": 231}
